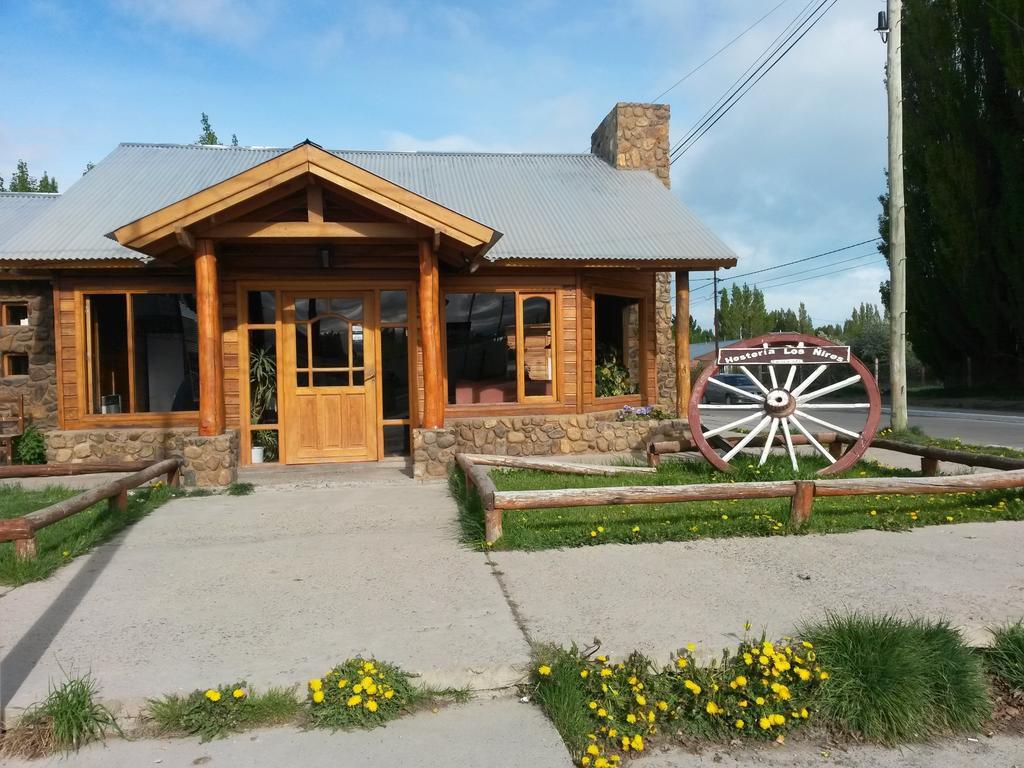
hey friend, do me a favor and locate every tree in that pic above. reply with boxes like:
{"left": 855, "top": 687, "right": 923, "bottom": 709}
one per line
{"left": 198, "top": 112, "right": 219, "bottom": 145}
{"left": 718, "top": 284, "right": 770, "bottom": 338}
{"left": 878, "top": 0, "right": 1024, "bottom": 387}
{"left": 3, "top": 159, "right": 58, "bottom": 192}
{"left": 688, "top": 316, "right": 714, "bottom": 343}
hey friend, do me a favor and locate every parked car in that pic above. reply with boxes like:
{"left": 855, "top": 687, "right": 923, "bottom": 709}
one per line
{"left": 702, "top": 372, "right": 762, "bottom": 404}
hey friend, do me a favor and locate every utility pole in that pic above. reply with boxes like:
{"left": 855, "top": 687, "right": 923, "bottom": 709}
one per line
{"left": 712, "top": 270, "right": 720, "bottom": 357}
{"left": 881, "top": 0, "right": 908, "bottom": 431}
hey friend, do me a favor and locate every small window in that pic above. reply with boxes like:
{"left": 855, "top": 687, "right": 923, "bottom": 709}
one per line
{"left": 2, "top": 353, "right": 29, "bottom": 377}
{"left": 595, "top": 294, "right": 642, "bottom": 398}
{"left": 2, "top": 303, "right": 28, "bottom": 326}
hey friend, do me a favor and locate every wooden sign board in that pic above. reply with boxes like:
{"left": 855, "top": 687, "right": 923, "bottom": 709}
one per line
{"left": 718, "top": 345, "right": 851, "bottom": 366}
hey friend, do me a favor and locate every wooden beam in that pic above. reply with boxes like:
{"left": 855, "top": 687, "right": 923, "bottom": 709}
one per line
{"left": 195, "top": 239, "right": 224, "bottom": 436}
{"left": 675, "top": 270, "right": 690, "bottom": 417}
{"left": 789, "top": 480, "right": 815, "bottom": 529}
{"left": 307, "top": 182, "right": 324, "bottom": 223}
{"left": 202, "top": 221, "right": 422, "bottom": 240}
{"left": 462, "top": 454, "right": 657, "bottom": 476}
{"left": 174, "top": 225, "right": 195, "bottom": 252}
{"left": 419, "top": 239, "right": 444, "bottom": 429}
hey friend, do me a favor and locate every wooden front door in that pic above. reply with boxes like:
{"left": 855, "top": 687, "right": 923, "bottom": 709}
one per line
{"left": 282, "top": 292, "right": 378, "bottom": 463}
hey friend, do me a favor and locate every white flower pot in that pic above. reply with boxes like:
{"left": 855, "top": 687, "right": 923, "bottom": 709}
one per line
{"left": 251, "top": 446, "right": 265, "bottom": 464}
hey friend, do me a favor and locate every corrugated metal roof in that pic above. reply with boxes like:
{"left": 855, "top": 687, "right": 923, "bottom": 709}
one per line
{"left": 0, "top": 143, "right": 738, "bottom": 266}
{"left": 0, "top": 192, "right": 61, "bottom": 250}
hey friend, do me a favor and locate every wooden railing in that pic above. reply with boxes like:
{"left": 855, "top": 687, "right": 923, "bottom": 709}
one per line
{"left": 0, "top": 458, "right": 181, "bottom": 559}
{"left": 457, "top": 453, "right": 1024, "bottom": 544}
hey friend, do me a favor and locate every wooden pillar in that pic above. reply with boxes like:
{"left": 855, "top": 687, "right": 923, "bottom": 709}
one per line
{"left": 790, "top": 480, "right": 815, "bottom": 529}
{"left": 195, "top": 239, "right": 225, "bottom": 436}
{"left": 419, "top": 239, "right": 444, "bottom": 429}
{"left": 675, "top": 271, "right": 691, "bottom": 417}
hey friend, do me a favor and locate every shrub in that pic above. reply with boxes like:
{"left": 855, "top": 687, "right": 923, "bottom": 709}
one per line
{"left": 146, "top": 682, "right": 300, "bottom": 742}
{"left": 306, "top": 657, "right": 441, "bottom": 730}
{"left": 14, "top": 424, "right": 46, "bottom": 465}
{"left": 802, "top": 613, "right": 991, "bottom": 742}
{"left": 226, "top": 482, "right": 255, "bottom": 496}
{"left": 987, "top": 621, "right": 1024, "bottom": 692}
{"left": 0, "top": 673, "right": 120, "bottom": 759}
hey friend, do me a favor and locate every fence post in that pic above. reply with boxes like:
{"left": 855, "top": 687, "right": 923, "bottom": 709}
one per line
{"left": 828, "top": 440, "right": 845, "bottom": 460}
{"left": 920, "top": 457, "right": 939, "bottom": 477}
{"left": 165, "top": 462, "right": 181, "bottom": 487}
{"left": 14, "top": 536, "right": 37, "bottom": 560}
{"left": 108, "top": 488, "right": 129, "bottom": 513}
{"left": 790, "top": 481, "right": 815, "bottom": 529}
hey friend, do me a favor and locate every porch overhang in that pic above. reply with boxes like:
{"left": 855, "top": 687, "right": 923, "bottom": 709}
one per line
{"left": 108, "top": 141, "right": 501, "bottom": 265}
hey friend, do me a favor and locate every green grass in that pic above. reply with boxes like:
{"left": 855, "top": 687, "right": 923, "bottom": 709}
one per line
{"left": 0, "top": 673, "right": 121, "bottom": 759}
{"left": 530, "top": 645, "right": 605, "bottom": 754}
{"left": 882, "top": 426, "right": 1024, "bottom": 460}
{"left": 986, "top": 622, "right": 1024, "bottom": 692}
{"left": 226, "top": 481, "right": 255, "bottom": 496}
{"left": 801, "top": 613, "right": 991, "bottom": 743}
{"left": 0, "top": 482, "right": 176, "bottom": 586}
{"left": 451, "top": 455, "right": 1024, "bottom": 551}
{"left": 146, "top": 684, "right": 303, "bottom": 742}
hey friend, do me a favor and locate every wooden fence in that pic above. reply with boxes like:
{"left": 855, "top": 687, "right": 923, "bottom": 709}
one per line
{"left": 458, "top": 453, "right": 1024, "bottom": 544}
{"left": 0, "top": 458, "right": 181, "bottom": 559}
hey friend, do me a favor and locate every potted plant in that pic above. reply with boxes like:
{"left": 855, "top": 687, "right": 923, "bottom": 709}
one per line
{"left": 249, "top": 346, "right": 278, "bottom": 463}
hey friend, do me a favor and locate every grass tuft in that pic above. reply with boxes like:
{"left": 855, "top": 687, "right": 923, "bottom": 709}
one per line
{"left": 987, "top": 621, "right": 1024, "bottom": 692}
{"left": 145, "top": 683, "right": 302, "bottom": 742}
{"left": 0, "top": 673, "right": 121, "bottom": 759}
{"left": 801, "top": 613, "right": 990, "bottom": 742}
{"left": 530, "top": 644, "right": 597, "bottom": 754}
{"left": 226, "top": 481, "right": 256, "bottom": 496}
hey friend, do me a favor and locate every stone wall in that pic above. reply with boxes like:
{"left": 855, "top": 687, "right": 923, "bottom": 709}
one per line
{"left": 45, "top": 428, "right": 239, "bottom": 486}
{"left": 591, "top": 104, "right": 677, "bottom": 414}
{"left": 0, "top": 280, "right": 57, "bottom": 426}
{"left": 413, "top": 415, "right": 687, "bottom": 479}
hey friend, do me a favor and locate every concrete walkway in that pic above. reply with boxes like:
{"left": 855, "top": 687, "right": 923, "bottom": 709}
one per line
{"left": 0, "top": 478, "right": 528, "bottom": 718}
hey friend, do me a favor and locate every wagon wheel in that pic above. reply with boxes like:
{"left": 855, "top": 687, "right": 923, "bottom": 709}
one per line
{"left": 687, "top": 333, "right": 882, "bottom": 476}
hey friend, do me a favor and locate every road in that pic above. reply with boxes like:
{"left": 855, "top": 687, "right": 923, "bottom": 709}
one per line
{"left": 701, "top": 406, "right": 1024, "bottom": 450}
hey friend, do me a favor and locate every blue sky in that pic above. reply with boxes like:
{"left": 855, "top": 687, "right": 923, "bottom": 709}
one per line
{"left": 1, "top": 0, "right": 889, "bottom": 327}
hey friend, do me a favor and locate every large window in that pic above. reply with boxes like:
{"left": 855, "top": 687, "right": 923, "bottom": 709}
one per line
{"left": 595, "top": 294, "right": 641, "bottom": 398}
{"left": 380, "top": 290, "right": 411, "bottom": 456}
{"left": 445, "top": 291, "right": 556, "bottom": 405}
{"left": 85, "top": 292, "right": 199, "bottom": 414}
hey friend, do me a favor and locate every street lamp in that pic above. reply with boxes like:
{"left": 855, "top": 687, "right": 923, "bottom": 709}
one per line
{"left": 875, "top": 10, "right": 889, "bottom": 42}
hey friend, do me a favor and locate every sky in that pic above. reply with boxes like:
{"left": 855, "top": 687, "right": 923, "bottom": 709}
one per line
{"left": 0, "top": 0, "right": 889, "bottom": 328}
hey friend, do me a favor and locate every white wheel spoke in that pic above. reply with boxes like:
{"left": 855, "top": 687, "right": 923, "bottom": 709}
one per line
{"left": 790, "top": 365, "right": 827, "bottom": 397}
{"left": 768, "top": 364, "right": 779, "bottom": 389}
{"left": 780, "top": 418, "right": 798, "bottom": 471}
{"left": 800, "top": 403, "right": 870, "bottom": 410}
{"left": 787, "top": 415, "right": 836, "bottom": 464}
{"left": 739, "top": 366, "right": 769, "bottom": 394}
{"left": 723, "top": 416, "right": 773, "bottom": 462}
{"left": 794, "top": 409, "right": 861, "bottom": 439}
{"left": 698, "top": 403, "right": 762, "bottom": 410}
{"left": 784, "top": 365, "right": 797, "bottom": 391}
{"left": 702, "top": 411, "right": 764, "bottom": 439}
{"left": 797, "top": 374, "right": 862, "bottom": 404}
{"left": 707, "top": 376, "right": 765, "bottom": 403}
{"left": 758, "top": 418, "right": 780, "bottom": 466}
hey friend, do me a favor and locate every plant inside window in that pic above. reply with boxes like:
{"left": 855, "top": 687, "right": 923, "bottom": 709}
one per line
{"left": 249, "top": 346, "right": 278, "bottom": 461}
{"left": 595, "top": 347, "right": 638, "bottom": 398}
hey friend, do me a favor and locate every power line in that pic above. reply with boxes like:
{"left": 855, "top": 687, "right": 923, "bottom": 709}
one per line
{"left": 651, "top": 0, "right": 791, "bottom": 102}
{"left": 690, "top": 237, "right": 882, "bottom": 295}
{"left": 749, "top": 250, "right": 881, "bottom": 290}
{"left": 692, "top": 257, "right": 887, "bottom": 304}
{"left": 670, "top": 0, "right": 839, "bottom": 164}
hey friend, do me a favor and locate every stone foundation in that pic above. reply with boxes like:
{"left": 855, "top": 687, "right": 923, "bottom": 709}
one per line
{"left": 413, "top": 415, "right": 687, "bottom": 479}
{"left": 45, "top": 428, "right": 239, "bottom": 486}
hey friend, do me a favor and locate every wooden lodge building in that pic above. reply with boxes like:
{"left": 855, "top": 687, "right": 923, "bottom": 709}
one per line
{"left": 0, "top": 104, "right": 736, "bottom": 483}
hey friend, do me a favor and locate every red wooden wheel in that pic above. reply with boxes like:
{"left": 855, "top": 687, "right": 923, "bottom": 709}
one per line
{"left": 687, "top": 333, "right": 882, "bottom": 476}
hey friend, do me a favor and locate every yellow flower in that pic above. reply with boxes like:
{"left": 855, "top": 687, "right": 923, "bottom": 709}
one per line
{"left": 772, "top": 714, "right": 786, "bottom": 725}
{"left": 312, "top": 690, "right": 325, "bottom": 704}
{"left": 755, "top": 697, "right": 765, "bottom": 706}
{"left": 676, "top": 657, "right": 689, "bottom": 669}
{"left": 589, "top": 701, "right": 598, "bottom": 710}
{"left": 590, "top": 531, "right": 598, "bottom": 538}
{"left": 596, "top": 655, "right": 608, "bottom": 663}
{"left": 204, "top": 689, "right": 221, "bottom": 702}
{"left": 706, "top": 701, "right": 721, "bottom": 715}
{"left": 721, "top": 514, "right": 729, "bottom": 521}
{"left": 632, "top": 526, "right": 640, "bottom": 533}
{"left": 735, "top": 675, "right": 747, "bottom": 686}
{"left": 597, "top": 526, "right": 605, "bottom": 533}
{"left": 582, "top": 758, "right": 591, "bottom": 767}
{"left": 597, "top": 708, "right": 607, "bottom": 718}
{"left": 945, "top": 516, "right": 954, "bottom": 522}
{"left": 353, "top": 684, "right": 363, "bottom": 693}
{"left": 347, "top": 695, "right": 362, "bottom": 707}
{"left": 657, "top": 701, "right": 668, "bottom": 712}
{"left": 819, "top": 671, "right": 829, "bottom": 680}
{"left": 635, "top": 694, "right": 646, "bottom": 706}
{"left": 308, "top": 679, "right": 323, "bottom": 692}
{"left": 580, "top": 670, "right": 589, "bottom": 679}
{"left": 630, "top": 735, "right": 644, "bottom": 751}
{"left": 800, "top": 707, "right": 809, "bottom": 719}
{"left": 366, "top": 700, "right": 379, "bottom": 712}
{"left": 608, "top": 728, "right": 617, "bottom": 738}
{"left": 743, "top": 653, "right": 753, "bottom": 665}
{"left": 738, "top": 700, "right": 748, "bottom": 708}
{"left": 795, "top": 668, "right": 811, "bottom": 681}
{"left": 538, "top": 665, "right": 552, "bottom": 676}
{"left": 686, "top": 643, "right": 696, "bottom": 652}
{"left": 595, "top": 759, "right": 609, "bottom": 768}
{"left": 759, "top": 716, "right": 772, "bottom": 730}
{"left": 626, "top": 714, "right": 637, "bottom": 724}
{"left": 758, "top": 655, "right": 769, "bottom": 665}
{"left": 338, "top": 678, "right": 349, "bottom": 688}
{"left": 384, "top": 690, "right": 395, "bottom": 699}
{"left": 365, "top": 683, "right": 378, "bottom": 695}
{"left": 735, "top": 719, "right": 745, "bottom": 729}
{"left": 232, "top": 688, "right": 246, "bottom": 699}
{"left": 587, "top": 745, "right": 600, "bottom": 756}
{"left": 684, "top": 680, "right": 702, "bottom": 695}
{"left": 621, "top": 736, "right": 630, "bottom": 751}
{"left": 600, "top": 668, "right": 613, "bottom": 678}
{"left": 361, "top": 676, "right": 374, "bottom": 688}
{"left": 869, "top": 510, "right": 877, "bottom": 516}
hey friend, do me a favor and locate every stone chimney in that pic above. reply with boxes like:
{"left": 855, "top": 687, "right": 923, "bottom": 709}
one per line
{"left": 590, "top": 103, "right": 670, "bottom": 188}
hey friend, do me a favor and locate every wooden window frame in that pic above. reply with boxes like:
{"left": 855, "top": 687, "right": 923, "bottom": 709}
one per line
{"left": 2, "top": 352, "right": 29, "bottom": 377}
{"left": 73, "top": 283, "right": 200, "bottom": 427}
{"left": 441, "top": 287, "right": 562, "bottom": 410}
{"left": 591, "top": 287, "right": 647, "bottom": 408}
{"left": 1, "top": 302, "right": 29, "bottom": 327}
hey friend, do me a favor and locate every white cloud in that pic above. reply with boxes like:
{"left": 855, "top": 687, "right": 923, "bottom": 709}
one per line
{"left": 108, "top": 0, "right": 277, "bottom": 45}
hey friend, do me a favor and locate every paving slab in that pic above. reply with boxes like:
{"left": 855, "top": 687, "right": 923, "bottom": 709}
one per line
{"left": 0, "top": 696, "right": 574, "bottom": 768}
{"left": 0, "top": 481, "right": 529, "bottom": 719}
{"left": 491, "top": 521, "right": 1024, "bottom": 660}
{"left": 634, "top": 736, "right": 1024, "bottom": 767}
